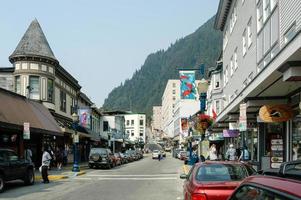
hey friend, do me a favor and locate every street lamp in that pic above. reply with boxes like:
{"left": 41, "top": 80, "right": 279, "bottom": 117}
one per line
{"left": 72, "top": 112, "right": 80, "bottom": 172}
{"left": 187, "top": 116, "right": 194, "bottom": 165}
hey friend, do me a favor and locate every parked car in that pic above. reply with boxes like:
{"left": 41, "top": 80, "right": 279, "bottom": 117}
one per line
{"left": 88, "top": 148, "right": 114, "bottom": 169}
{"left": 113, "top": 153, "right": 122, "bottom": 166}
{"left": 124, "top": 152, "right": 132, "bottom": 162}
{"left": 0, "top": 148, "right": 35, "bottom": 193}
{"left": 228, "top": 160, "right": 301, "bottom": 200}
{"left": 180, "top": 161, "right": 255, "bottom": 200}
{"left": 118, "top": 152, "right": 127, "bottom": 164}
{"left": 152, "top": 150, "right": 160, "bottom": 159}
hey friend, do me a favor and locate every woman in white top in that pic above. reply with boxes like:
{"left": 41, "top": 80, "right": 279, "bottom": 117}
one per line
{"left": 209, "top": 144, "right": 218, "bottom": 160}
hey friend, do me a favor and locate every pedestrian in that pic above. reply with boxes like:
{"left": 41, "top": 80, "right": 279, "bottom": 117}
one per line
{"left": 158, "top": 152, "right": 161, "bottom": 161}
{"left": 226, "top": 144, "right": 237, "bottom": 161}
{"left": 238, "top": 146, "right": 250, "bottom": 161}
{"left": 56, "top": 147, "right": 63, "bottom": 170}
{"left": 24, "top": 145, "right": 33, "bottom": 164}
{"left": 209, "top": 144, "right": 218, "bottom": 160}
{"left": 41, "top": 145, "right": 52, "bottom": 184}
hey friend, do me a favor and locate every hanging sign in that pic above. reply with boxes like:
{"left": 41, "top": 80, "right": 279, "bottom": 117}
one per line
{"left": 259, "top": 104, "right": 293, "bottom": 123}
{"left": 73, "top": 133, "right": 79, "bottom": 143}
{"left": 23, "top": 122, "right": 30, "bottom": 140}
{"left": 239, "top": 103, "right": 247, "bottom": 131}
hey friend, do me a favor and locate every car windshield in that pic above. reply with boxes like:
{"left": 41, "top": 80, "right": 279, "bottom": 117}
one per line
{"left": 153, "top": 150, "right": 159, "bottom": 153}
{"left": 195, "top": 164, "right": 248, "bottom": 182}
{"left": 90, "top": 148, "right": 107, "bottom": 155}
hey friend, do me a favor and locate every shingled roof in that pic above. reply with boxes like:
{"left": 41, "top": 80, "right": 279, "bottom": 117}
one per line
{"left": 9, "top": 19, "right": 57, "bottom": 61}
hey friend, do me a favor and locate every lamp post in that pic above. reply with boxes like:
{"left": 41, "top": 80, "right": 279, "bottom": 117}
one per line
{"left": 197, "top": 79, "right": 209, "bottom": 157}
{"left": 72, "top": 112, "right": 80, "bottom": 172}
{"left": 188, "top": 116, "right": 193, "bottom": 165}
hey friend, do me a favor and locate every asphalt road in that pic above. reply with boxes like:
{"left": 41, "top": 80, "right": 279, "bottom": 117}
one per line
{"left": 0, "top": 153, "right": 185, "bottom": 200}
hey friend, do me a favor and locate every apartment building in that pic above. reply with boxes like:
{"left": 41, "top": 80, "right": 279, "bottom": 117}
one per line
{"left": 152, "top": 106, "right": 163, "bottom": 131}
{"left": 215, "top": 0, "right": 301, "bottom": 169}
{"left": 124, "top": 114, "right": 146, "bottom": 142}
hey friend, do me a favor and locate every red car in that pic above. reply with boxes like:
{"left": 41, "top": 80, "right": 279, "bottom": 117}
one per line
{"left": 181, "top": 161, "right": 255, "bottom": 200}
{"left": 228, "top": 160, "right": 301, "bottom": 200}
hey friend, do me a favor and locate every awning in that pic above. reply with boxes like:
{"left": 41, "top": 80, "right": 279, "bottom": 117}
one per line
{"left": 0, "top": 88, "right": 62, "bottom": 136}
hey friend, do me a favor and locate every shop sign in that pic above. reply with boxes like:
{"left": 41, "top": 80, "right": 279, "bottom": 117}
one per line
{"left": 23, "top": 122, "right": 30, "bottom": 140}
{"left": 270, "top": 139, "right": 284, "bottom": 169}
{"left": 208, "top": 133, "right": 224, "bottom": 141}
{"left": 73, "top": 133, "right": 79, "bottom": 143}
{"left": 239, "top": 103, "right": 247, "bottom": 131}
{"left": 223, "top": 129, "right": 239, "bottom": 137}
{"left": 229, "top": 122, "right": 239, "bottom": 130}
{"left": 259, "top": 104, "right": 293, "bottom": 123}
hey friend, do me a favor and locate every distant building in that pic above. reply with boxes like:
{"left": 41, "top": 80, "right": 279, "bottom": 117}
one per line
{"left": 124, "top": 113, "right": 146, "bottom": 142}
{"left": 152, "top": 106, "right": 162, "bottom": 132}
{"left": 161, "top": 80, "right": 180, "bottom": 137}
{"left": 0, "top": 67, "right": 14, "bottom": 91}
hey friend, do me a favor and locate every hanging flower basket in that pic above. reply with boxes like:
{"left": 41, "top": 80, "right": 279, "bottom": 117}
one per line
{"left": 195, "top": 114, "right": 214, "bottom": 133}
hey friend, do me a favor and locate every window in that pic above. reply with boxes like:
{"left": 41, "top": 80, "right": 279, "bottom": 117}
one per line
{"left": 103, "top": 121, "right": 109, "bottom": 132}
{"left": 216, "top": 100, "right": 220, "bottom": 114}
{"left": 223, "top": 27, "right": 229, "bottom": 50}
{"left": 284, "top": 23, "right": 296, "bottom": 44}
{"left": 263, "top": 20, "right": 271, "bottom": 55}
{"left": 243, "top": 79, "right": 248, "bottom": 88}
{"left": 126, "top": 120, "right": 130, "bottom": 126}
{"left": 70, "top": 97, "right": 76, "bottom": 115}
{"left": 225, "top": 67, "right": 229, "bottom": 85}
{"left": 242, "top": 30, "right": 247, "bottom": 56}
{"left": 173, "top": 96, "right": 176, "bottom": 101}
{"left": 230, "top": 57, "right": 234, "bottom": 76}
{"left": 47, "top": 79, "right": 54, "bottom": 103}
{"left": 126, "top": 130, "right": 130, "bottom": 134}
{"left": 263, "top": 0, "right": 271, "bottom": 22}
{"left": 214, "top": 74, "right": 220, "bottom": 89}
{"left": 258, "top": 0, "right": 278, "bottom": 32}
{"left": 15, "top": 76, "right": 21, "bottom": 94}
{"left": 140, "top": 120, "right": 143, "bottom": 126}
{"left": 131, "top": 130, "right": 134, "bottom": 136}
{"left": 172, "top": 83, "right": 176, "bottom": 88}
{"left": 271, "top": 8, "right": 279, "bottom": 45}
{"left": 229, "top": 185, "right": 292, "bottom": 200}
{"left": 140, "top": 132, "right": 143, "bottom": 137}
{"left": 172, "top": 90, "right": 176, "bottom": 94}
{"left": 131, "top": 120, "right": 134, "bottom": 126}
{"left": 257, "top": 1, "right": 263, "bottom": 31}
{"left": 29, "top": 76, "right": 40, "bottom": 100}
{"left": 60, "top": 90, "right": 66, "bottom": 112}
{"left": 234, "top": 48, "right": 238, "bottom": 70}
{"left": 247, "top": 18, "right": 252, "bottom": 47}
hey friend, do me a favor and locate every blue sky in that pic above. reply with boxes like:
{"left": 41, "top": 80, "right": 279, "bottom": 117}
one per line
{"left": 0, "top": 0, "right": 219, "bottom": 106}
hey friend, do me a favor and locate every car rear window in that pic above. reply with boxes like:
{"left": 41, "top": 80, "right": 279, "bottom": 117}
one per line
{"left": 153, "top": 150, "right": 159, "bottom": 153}
{"left": 195, "top": 164, "right": 248, "bottom": 182}
{"left": 90, "top": 148, "right": 107, "bottom": 155}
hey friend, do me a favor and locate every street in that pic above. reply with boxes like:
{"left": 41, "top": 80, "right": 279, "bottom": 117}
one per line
{"left": 0, "top": 154, "right": 184, "bottom": 200}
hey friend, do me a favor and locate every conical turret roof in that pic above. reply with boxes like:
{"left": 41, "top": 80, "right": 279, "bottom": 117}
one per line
{"left": 10, "top": 19, "right": 57, "bottom": 61}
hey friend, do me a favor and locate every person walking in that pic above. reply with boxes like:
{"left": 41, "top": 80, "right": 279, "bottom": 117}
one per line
{"left": 209, "top": 144, "right": 218, "bottom": 160}
{"left": 158, "top": 151, "right": 161, "bottom": 161}
{"left": 41, "top": 145, "right": 52, "bottom": 184}
{"left": 226, "top": 144, "right": 237, "bottom": 161}
{"left": 24, "top": 146, "right": 33, "bottom": 164}
{"left": 56, "top": 147, "right": 63, "bottom": 170}
{"left": 239, "top": 146, "right": 250, "bottom": 161}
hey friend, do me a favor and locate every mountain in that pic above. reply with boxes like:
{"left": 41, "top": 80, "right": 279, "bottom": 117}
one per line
{"left": 102, "top": 16, "right": 222, "bottom": 119}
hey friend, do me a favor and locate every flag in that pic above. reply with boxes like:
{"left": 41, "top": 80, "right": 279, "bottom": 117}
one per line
{"left": 212, "top": 108, "right": 217, "bottom": 120}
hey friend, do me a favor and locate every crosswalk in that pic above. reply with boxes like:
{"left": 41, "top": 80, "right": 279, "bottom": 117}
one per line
{"left": 74, "top": 173, "right": 178, "bottom": 181}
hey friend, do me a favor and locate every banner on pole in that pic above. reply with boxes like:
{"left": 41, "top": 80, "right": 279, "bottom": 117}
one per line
{"left": 179, "top": 71, "right": 197, "bottom": 100}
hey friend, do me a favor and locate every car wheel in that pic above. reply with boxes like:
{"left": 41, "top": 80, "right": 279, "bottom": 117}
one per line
{"left": 0, "top": 174, "right": 5, "bottom": 193}
{"left": 24, "top": 169, "right": 35, "bottom": 185}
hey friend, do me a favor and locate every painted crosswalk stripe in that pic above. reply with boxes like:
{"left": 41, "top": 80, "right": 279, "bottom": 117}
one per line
{"left": 97, "top": 177, "right": 177, "bottom": 180}
{"left": 86, "top": 174, "right": 177, "bottom": 177}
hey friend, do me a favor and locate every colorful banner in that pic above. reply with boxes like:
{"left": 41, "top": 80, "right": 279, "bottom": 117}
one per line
{"left": 181, "top": 118, "right": 189, "bottom": 137}
{"left": 223, "top": 129, "right": 240, "bottom": 137}
{"left": 179, "top": 71, "right": 197, "bottom": 99}
{"left": 78, "top": 108, "right": 91, "bottom": 129}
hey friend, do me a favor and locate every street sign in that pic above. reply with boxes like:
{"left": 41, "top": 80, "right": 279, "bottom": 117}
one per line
{"left": 23, "top": 122, "right": 30, "bottom": 140}
{"left": 239, "top": 103, "right": 247, "bottom": 131}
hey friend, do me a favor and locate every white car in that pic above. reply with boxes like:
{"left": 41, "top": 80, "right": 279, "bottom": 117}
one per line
{"left": 152, "top": 150, "right": 160, "bottom": 159}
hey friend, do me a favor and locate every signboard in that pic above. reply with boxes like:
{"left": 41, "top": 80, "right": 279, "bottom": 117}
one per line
{"left": 181, "top": 118, "right": 189, "bottom": 137}
{"left": 229, "top": 122, "right": 239, "bottom": 130}
{"left": 200, "top": 140, "right": 210, "bottom": 159}
{"left": 78, "top": 108, "right": 91, "bottom": 129}
{"left": 23, "top": 122, "right": 30, "bottom": 140}
{"left": 179, "top": 71, "right": 197, "bottom": 99}
{"left": 239, "top": 103, "right": 247, "bottom": 131}
{"left": 223, "top": 129, "right": 240, "bottom": 138}
{"left": 270, "top": 139, "right": 283, "bottom": 168}
{"left": 259, "top": 104, "right": 293, "bottom": 123}
{"left": 208, "top": 133, "right": 224, "bottom": 141}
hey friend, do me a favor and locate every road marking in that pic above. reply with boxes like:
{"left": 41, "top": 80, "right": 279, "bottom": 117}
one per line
{"left": 97, "top": 177, "right": 177, "bottom": 180}
{"left": 86, "top": 174, "right": 177, "bottom": 177}
{"left": 73, "top": 177, "right": 92, "bottom": 180}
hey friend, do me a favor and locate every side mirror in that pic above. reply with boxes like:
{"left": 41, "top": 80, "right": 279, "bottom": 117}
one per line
{"left": 180, "top": 174, "right": 188, "bottom": 179}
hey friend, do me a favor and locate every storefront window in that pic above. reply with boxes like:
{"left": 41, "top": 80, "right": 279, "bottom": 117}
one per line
{"left": 245, "top": 129, "right": 258, "bottom": 161}
{"left": 47, "top": 79, "right": 54, "bottom": 103}
{"left": 292, "top": 116, "right": 301, "bottom": 161}
{"left": 15, "top": 76, "right": 21, "bottom": 94}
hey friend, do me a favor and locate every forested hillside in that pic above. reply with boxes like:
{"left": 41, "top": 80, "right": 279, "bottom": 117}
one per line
{"left": 103, "top": 16, "right": 222, "bottom": 118}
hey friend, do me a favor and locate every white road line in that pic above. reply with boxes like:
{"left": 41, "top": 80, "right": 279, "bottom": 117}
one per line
{"left": 73, "top": 177, "right": 93, "bottom": 180}
{"left": 86, "top": 174, "right": 177, "bottom": 177}
{"left": 97, "top": 177, "right": 177, "bottom": 180}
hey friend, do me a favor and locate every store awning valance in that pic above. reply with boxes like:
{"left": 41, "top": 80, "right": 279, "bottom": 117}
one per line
{"left": 0, "top": 88, "right": 62, "bottom": 136}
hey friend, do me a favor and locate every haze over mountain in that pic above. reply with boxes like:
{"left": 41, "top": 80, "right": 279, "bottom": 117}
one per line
{"left": 103, "top": 16, "right": 222, "bottom": 118}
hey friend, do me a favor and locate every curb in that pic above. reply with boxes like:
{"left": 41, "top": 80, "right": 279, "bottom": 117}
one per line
{"left": 35, "top": 171, "right": 86, "bottom": 181}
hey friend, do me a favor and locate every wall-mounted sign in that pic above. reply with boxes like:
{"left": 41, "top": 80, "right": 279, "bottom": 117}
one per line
{"left": 179, "top": 71, "right": 197, "bottom": 99}
{"left": 223, "top": 129, "right": 240, "bottom": 138}
{"left": 239, "top": 103, "right": 247, "bottom": 131}
{"left": 78, "top": 108, "right": 91, "bottom": 129}
{"left": 259, "top": 104, "right": 293, "bottom": 123}
{"left": 23, "top": 122, "right": 30, "bottom": 140}
{"left": 208, "top": 133, "right": 224, "bottom": 141}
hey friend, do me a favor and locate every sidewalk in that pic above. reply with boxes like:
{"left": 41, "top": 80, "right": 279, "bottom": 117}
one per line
{"left": 35, "top": 162, "right": 89, "bottom": 182}
{"left": 182, "top": 164, "right": 192, "bottom": 174}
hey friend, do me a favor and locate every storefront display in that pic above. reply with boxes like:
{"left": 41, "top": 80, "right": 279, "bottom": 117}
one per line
{"left": 292, "top": 115, "right": 301, "bottom": 161}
